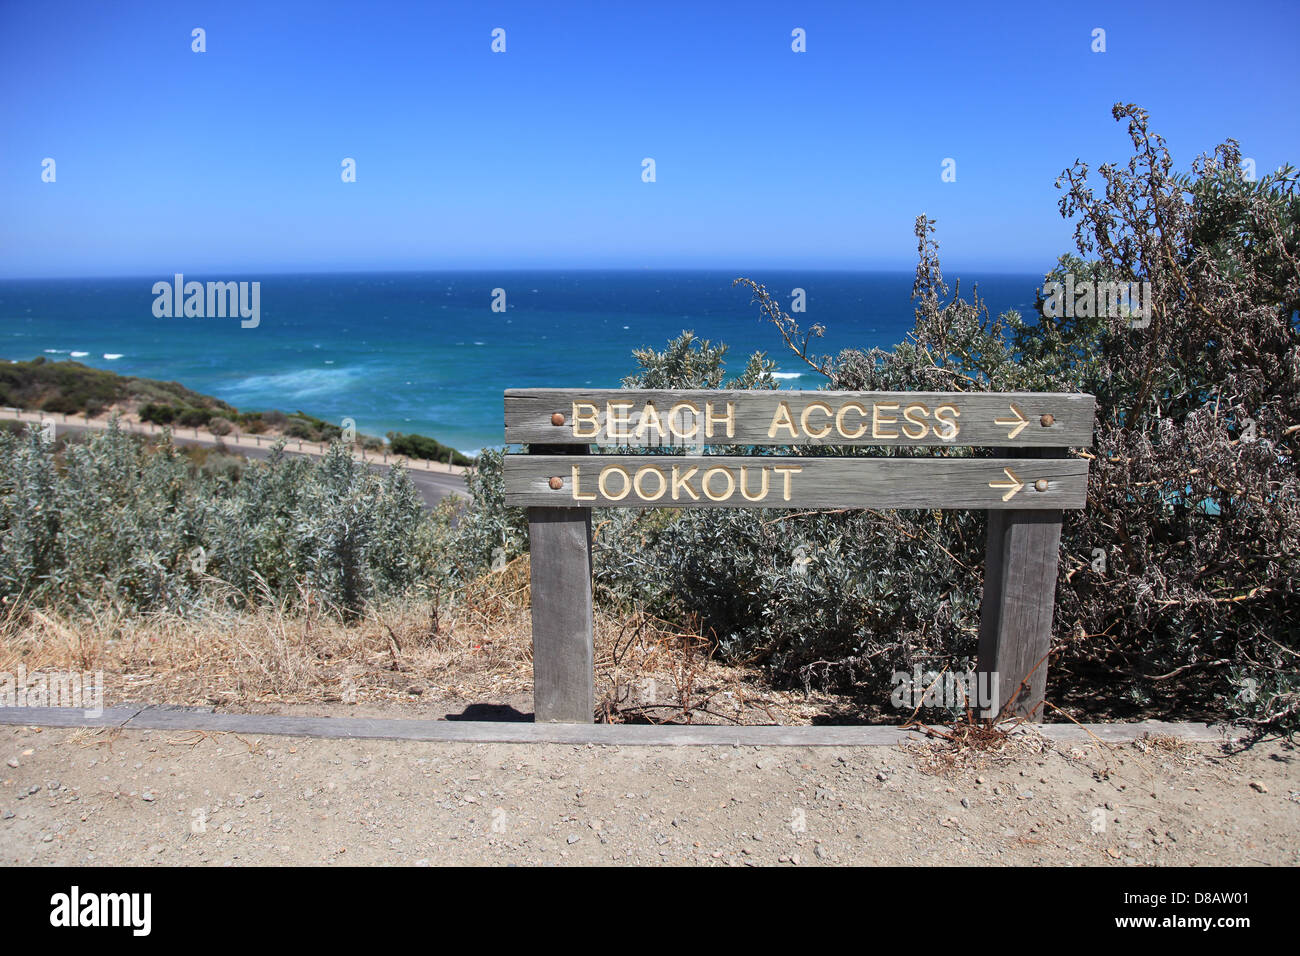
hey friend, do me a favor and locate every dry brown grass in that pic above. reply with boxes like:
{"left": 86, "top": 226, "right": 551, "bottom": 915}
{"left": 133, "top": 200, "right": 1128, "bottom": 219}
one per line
{"left": 0, "top": 597, "right": 526, "bottom": 711}
{"left": 593, "top": 607, "right": 830, "bottom": 725}
{"left": 1131, "top": 732, "right": 1191, "bottom": 755}
{"left": 902, "top": 718, "right": 1056, "bottom": 775}
{"left": 0, "top": 555, "right": 833, "bottom": 724}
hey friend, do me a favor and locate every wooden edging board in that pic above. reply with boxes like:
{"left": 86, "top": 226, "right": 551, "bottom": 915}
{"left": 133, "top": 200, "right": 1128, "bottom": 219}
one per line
{"left": 0, "top": 708, "right": 1237, "bottom": 746}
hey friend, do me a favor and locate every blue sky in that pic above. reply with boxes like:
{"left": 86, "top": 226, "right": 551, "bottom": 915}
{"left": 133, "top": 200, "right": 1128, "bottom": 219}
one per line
{"left": 2, "top": 0, "right": 1297, "bottom": 278}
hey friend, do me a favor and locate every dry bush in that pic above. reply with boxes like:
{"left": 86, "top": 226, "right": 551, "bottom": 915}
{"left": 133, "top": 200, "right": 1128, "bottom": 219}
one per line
{"left": 593, "top": 608, "right": 830, "bottom": 725}
{"left": 903, "top": 721, "right": 1055, "bottom": 776}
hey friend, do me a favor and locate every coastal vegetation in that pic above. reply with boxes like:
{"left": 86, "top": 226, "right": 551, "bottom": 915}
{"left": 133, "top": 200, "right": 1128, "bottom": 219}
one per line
{"left": 1, "top": 105, "right": 1295, "bottom": 734}
{"left": 0, "top": 358, "right": 459, "bottom": 458}
{"left": 386, "top": 431, "right": 474, "bottom": 467}
{"left": 0, "top": 355, "right": 223, "bottom": 418}
{"left": 0, "top": 427, "right": 429, "bottom": 618}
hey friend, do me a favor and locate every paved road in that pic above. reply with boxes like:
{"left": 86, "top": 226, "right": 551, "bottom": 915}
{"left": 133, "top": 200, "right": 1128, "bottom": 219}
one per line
{"left": 3, "top": 416, "right": 468, "bottom": 510}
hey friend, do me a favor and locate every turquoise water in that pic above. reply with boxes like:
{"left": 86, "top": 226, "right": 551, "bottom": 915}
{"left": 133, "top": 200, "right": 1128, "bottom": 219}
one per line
{"left": 0, "top": 270, "right": 1045, "bottom": 453}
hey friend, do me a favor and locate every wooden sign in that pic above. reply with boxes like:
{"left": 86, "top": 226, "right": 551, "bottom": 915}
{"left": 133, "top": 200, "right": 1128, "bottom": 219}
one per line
{"left": 505, "top": 389, "right": 1096, "bottom": 448}
{"left": 505, "top": 387, "right": 1097, "bottom": 726}
{"left": 505, "top": 455, "right": 1090, "bottom": 509}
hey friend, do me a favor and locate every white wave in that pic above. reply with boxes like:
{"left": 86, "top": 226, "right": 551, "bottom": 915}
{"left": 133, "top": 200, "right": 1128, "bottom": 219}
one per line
{"left": 772, "top": 372, "right": 802, "bottom": 380}
{"left": 224, "top": 366, "right": 363, "bottom": 400}
{"left": 70, "top": 351, "right": 89, "bottom": 357}
{"left": 102, "top": 354, "right": 123, "bottom": 360}
{"left": 44, "top": 348, "right": 68, "bottom": 354}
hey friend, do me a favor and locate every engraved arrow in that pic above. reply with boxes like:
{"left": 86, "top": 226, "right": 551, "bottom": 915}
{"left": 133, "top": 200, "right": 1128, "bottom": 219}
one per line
{"left": 988, "top": 467, "right": 1025, "bottom": 502}
{"left": 994, "top": 403, "right": 1029, "bottom": 440}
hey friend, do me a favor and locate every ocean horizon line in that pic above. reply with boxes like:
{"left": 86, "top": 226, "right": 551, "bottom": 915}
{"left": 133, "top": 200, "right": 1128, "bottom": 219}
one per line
{"left": 0, "top": 264, "right": 1059, "bottom": 283}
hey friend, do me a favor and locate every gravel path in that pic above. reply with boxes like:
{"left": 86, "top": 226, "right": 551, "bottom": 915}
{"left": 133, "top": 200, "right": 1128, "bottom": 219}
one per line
{"left": 2, "top": 724, "right": 1296, "bottom": 866}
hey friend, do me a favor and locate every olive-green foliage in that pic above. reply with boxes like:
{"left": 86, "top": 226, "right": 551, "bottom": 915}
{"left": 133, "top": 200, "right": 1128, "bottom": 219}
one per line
{"left": 592, "top": 329, "right": 990, "bottom": 702}
{"left": 0, "top": 422, "right": 432, "bottom": 617}
{"left": 281, "top": 411, "right": 342, "bottom": 442}
{"left": 138, "top": 403, "right": 177, "bottom": 425}
{"left": 387, "top": 431, "right": 473, "bottom": 466}
{"left": 0, "top": 358, "right": 231, "bottom": 416}
{"left": 428, "top": 447, "right": 527, "bottom": 585}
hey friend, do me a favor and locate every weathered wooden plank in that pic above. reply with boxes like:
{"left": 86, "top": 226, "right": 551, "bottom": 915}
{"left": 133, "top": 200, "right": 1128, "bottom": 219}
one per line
{"left": 0, "top": 707, "right": 1241, "bottom": 744}
{"left": 504, "top": 454, "right": 1090, "bottom": 510}
{"left": 977, "top": 449, "right": 1066, "bottom": 720}
{"left": 505, "top": 389, "right": 1096, "bottom": 448}
{"left": 526, "top": 445, "right": 595, "bottom": 723}
{"left": 528, "top": 507, "right": 594, "bottom": 721}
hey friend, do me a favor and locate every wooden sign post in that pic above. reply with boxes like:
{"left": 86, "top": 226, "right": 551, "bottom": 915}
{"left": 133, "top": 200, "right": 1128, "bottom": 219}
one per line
{"left": 505, "top": 389, "right": 1096, "bottom": 724}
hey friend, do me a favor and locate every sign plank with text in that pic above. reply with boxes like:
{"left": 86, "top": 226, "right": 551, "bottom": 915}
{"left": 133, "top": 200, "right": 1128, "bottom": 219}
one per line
{"left": 506, "top": 455, "right": 1090, "bottom": 509}
{"left": 505, "top": 389, "right": 1096, "bottom": 448}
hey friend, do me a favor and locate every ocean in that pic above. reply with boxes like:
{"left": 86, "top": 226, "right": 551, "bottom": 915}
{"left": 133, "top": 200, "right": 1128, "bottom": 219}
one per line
{"left": 0, "top": 271, "right": 1046, "bottom": 453}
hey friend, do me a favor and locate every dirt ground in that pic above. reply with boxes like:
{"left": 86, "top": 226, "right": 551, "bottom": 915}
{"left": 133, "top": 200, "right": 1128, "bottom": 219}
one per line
{"left": 2, "top": 712, "right": 1296, "bottom": 866}
{"left": 4, "top": 574, "right": 1298, "bottom": 866}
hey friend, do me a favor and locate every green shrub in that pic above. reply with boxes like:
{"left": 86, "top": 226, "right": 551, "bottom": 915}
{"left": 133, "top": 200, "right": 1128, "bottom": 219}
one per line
{"left": 40, "top": 394, "right": 80, "bottom": 415}
{"left": 139, "top": 403, "right": 176, "bottom": 425}
{"left": 177, "top": 407, "right": 212, "bottom": 427}
{"left": 283, "top": 418, "right": 315, "bottom": 440}
{"left": 387, "top": 431, "right": 472, "bottom": 466}
{"left": 0, "top": 420, "right": 437, "bottom": 618}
